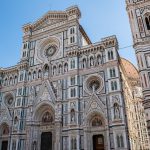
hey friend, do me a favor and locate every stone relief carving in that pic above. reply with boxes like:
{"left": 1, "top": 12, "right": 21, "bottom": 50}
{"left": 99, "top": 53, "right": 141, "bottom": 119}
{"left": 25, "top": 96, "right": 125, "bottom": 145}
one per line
{"left": 114, "top": 103, "right": 120, "bottom": 120}
{"left": 55, "top": 104, "right": 62, "bottom": 121}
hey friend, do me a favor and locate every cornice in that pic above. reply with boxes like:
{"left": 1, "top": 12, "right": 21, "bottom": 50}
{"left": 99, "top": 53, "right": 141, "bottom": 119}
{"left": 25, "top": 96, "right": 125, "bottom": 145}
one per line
{"left": 66, "top": 36, "right": 118, "bottom": 57}
{"left": 23, "top": 6, "right": 81, "bottom": 35}
{"left": 126, "top": 0, "right": 150, "bottom": 10}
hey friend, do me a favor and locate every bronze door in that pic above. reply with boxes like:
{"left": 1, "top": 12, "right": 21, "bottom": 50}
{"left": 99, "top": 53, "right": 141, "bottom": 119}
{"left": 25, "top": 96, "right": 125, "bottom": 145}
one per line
{"left": 41, "top": 132, "right": 52, "bottom": 150}
{"left": 1, "top": 141, "right": 8, "bottom": 150}
{"left": 93, "top": 135, "right": 104, "bottom": 150}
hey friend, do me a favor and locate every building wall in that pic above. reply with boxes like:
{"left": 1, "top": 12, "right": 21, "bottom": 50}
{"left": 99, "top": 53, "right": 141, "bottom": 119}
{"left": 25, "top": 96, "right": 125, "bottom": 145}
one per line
{"left": 0, "top": 5, "right": 148, "bottom": 150}
{"left": 126, "top": 0, "right": 150, "bottom": 136}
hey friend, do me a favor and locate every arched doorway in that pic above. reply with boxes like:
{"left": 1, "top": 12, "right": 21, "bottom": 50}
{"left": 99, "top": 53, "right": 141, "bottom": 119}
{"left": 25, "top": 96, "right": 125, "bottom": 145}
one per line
{"left": 40, "top": 111, "right": 53, "bottom": 150}
{"left": 91, "top": 116, "right": 105, "bottom": 150}
{"left": 85, "top": 112, "right": 106, "bottom": 150}
{"left": 0, "top": 123, "right": 9, "bottom": 150}
{"left": 33, "top": 103, "right": 55, "bottom": 150}
{"left": 93, "top": 135, "right": 104, "bottom": 150}
{"left": 41, "top": 132, "right": 52, "bottom": 150}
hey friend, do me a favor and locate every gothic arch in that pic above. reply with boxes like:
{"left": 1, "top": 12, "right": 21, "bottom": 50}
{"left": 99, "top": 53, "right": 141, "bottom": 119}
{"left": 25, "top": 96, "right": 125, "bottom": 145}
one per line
{"left": 0, "top": 123, "right": 9, "bottom": 136}
{"left": 33, "top": 102, "right": 55, "bottom": 122}
{"left": 86, "top": 111, "right": 105, "bottom": 127}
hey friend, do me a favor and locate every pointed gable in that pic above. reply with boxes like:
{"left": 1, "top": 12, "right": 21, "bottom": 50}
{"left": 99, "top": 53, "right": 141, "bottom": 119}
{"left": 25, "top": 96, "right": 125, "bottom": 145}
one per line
{"left": 36, "top": 80, "right": 56, "bottom": 105}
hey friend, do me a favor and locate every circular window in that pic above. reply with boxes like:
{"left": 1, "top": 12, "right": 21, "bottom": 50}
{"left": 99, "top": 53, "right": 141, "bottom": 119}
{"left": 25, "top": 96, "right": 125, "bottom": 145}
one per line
{"left": 7, "top": 98, "right": 13, "bottom": 105}
{"left": 4, "top": 94, "right": 14, "bottom": 107}
{"left": 45, "top": 45, "right": 57, "bottom": 57}
{"left": 89, "top": 80, "right": 100, "bottom": 92}
{"left": 86, "top": 75, "right": 103, "bottom": 93}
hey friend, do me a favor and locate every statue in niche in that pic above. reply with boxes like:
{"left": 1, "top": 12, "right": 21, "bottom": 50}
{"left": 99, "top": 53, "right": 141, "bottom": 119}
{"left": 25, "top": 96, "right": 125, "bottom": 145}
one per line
{"left": 83, "top": 58, "right": 86, "bottom": 68}
{"left": 44, "top": 65, "right": 49, "bottom": 77}
{"left": 14, "top": 116, "right": 18, "bottom": 130}
{"left": 114, "top": 103, "right": 120, "bottom": 120}
{"left": 64, "top": 63, "right": 68, "bottom": 72}
{"left": 90, "top": 57, "right": 94, "bottom": 66}
{"left": 71, "top": 109, "right": 75, "bottom": 123}
{"left": 71, "top": 102, "right": 76, "bottom": 109}
{"left": 32, "top": 141, "right": 37, "bottom": 150}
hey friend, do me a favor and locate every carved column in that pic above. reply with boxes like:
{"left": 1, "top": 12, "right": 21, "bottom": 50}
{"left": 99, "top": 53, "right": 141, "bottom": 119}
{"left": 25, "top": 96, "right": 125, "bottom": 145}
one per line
{"left": 54, "top": 102, "right": 62, "bottom": 150}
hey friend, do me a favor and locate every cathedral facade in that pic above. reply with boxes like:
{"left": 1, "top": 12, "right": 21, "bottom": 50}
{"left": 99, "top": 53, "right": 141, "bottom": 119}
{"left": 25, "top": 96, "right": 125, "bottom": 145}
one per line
{"left": 0, "top": 6, "right": 149, "bottom": 150}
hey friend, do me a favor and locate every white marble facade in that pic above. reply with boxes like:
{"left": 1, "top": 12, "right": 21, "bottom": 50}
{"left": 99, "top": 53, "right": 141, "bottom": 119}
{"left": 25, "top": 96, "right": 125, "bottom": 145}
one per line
{"left": 0, "top": 5, "right": 149, "bottom": 150}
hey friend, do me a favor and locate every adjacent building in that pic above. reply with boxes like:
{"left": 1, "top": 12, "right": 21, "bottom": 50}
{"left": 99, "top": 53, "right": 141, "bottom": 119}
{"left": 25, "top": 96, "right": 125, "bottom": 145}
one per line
{"left": 126, "top": 0, "right": 150, "bottom": 137}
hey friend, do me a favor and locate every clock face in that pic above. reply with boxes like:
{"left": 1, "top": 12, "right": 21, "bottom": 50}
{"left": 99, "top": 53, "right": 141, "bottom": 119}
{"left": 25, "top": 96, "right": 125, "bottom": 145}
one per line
{"left": 45, "top": 46, "right": 57, "bottom": 57}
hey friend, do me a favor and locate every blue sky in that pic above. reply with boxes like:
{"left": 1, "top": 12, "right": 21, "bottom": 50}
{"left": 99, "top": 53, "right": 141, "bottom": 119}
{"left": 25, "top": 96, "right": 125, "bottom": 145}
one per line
{"left": 0, "top": 0, "right": 137, "bottom": 68}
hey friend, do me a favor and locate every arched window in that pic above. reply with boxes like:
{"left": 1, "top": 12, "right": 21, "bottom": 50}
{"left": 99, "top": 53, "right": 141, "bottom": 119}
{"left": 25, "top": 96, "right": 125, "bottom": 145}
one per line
{"left": 70, "top": 77, "right": 76, "bottom": 85}
{"left": 108, "top": 51, "right": 114, "bottom": 60}
{"left": 70, "top": 88, "right": 76, "bottom": 97}
{"left": 58, "top": 65, "right": 62, "bottom": 74}
{"left": 71, "top": 59, "right": 75, "bottom": 69}
{"left": 9, "top": 77, "right": 13, "bottom": 85}
{"left": 117, "top": 135, "right": 120, "bottom": 147}
{"left": 91, "top": 116, "right": 102, "bottom": 127}
{"left": 70, "top": 27, "right": 75, "bottom": 34}
{"left": 64, "top": 63, "right": 68, "bottom": 73}
{"left": 4, "top": 78, "right": 8, "bottom": 86}
{"left": 71, "top": 137, "right": 77, "bottom": 150}
{"left": 111, "top": 51, "right": 114, "bottom": 59}
{"left": 38, "top": 70, "right": 42, "bottom": 78}
{"left": 145, "top": 17, "right": 150, "bottom": 30}
{"left": 42, "top": 112, "right": 53, "bottom": 123}
{"left": 14, "top": 76, "right": 18, "bottom": 84}
{"left": 120, "top": 135, "right": 124, "bottom": 147}
{"left": 110, "top": 68, "right": 116, "bottom": 78}
{"left": 82, "top": 58, "right": 86, "bottom": 69}
{"left": 117, "top": 135, "right": 124, "bottom": 148}
{"left": 28, "top": 72, "right": 31, "bottom": 81}
{"left": 111, "top": 81, "right": 117, "bottom": 91}
{"left": 44, "top": 65, "right": 49, "bottom": 76}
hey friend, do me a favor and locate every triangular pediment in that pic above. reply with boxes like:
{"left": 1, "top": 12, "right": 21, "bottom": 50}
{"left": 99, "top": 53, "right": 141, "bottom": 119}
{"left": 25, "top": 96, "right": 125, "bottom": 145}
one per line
{"left": 85, "top": 93, "right": 106, "bottom": 116}
{"left": 32, "top": 11, "right": 68, "bottom": 30}
{"left": 36, "top": 80, "right": 56, "bottom": 105}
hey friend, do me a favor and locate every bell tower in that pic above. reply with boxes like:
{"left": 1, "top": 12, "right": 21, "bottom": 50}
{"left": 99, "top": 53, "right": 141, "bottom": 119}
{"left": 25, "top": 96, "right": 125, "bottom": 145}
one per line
{"left": 126, "top": 0, "right": 150, "bottom": 136}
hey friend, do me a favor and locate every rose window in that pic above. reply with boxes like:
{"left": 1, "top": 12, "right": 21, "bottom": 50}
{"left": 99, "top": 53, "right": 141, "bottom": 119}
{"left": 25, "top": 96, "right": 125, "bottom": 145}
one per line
{"left": 45, "top": 45, "right": 57, "bottom": 57}
{"left": 86, "top": 76, "right": 103, "bottom": 93}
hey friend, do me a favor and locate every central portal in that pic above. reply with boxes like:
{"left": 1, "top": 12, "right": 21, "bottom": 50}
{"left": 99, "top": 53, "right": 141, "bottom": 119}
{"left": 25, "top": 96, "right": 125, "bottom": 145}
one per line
{"left": 1, "top": 141, "right": 8, "bottom": 150}
{"left": 41, "top": 132, "right": 52, "bottom": 150}
{"left": 93, "top": 135, "right": 104, "bottom": 150}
